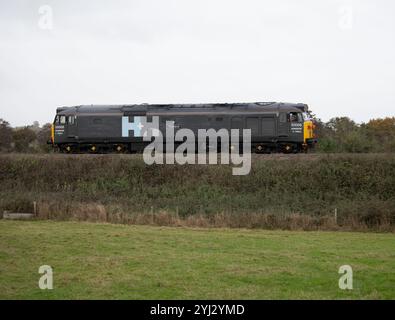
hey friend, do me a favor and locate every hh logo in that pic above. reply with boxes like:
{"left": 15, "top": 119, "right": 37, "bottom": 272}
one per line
{"left": 122, "top": 116, "right": 144, "bottom": 137}
{"left": 122, "top": 116, "right": 159, "bottom": 138}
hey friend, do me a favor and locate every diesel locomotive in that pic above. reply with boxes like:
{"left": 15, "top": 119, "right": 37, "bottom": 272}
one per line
{"left": 50, "top": 102, "right": 317, "bottom": 153}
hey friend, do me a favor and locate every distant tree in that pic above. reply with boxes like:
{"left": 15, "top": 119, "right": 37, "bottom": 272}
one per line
{"left": 326, "top": 117, "right": 358, "bottom": 135}
{"left": 0, "top": 118, "right": 13, "bottom": 152}
{"left": 315, "top": 117, "right": 375, "bottom": 153}
{"left": 342, "top": 130, "right": 372, "bottom": 153}
{"left": 30, "top": 121, "right": 41, "bottom": 133}
{"left": 364, "top": 117, "right": 395, "bottom": 152}
{"left": 12, "top": 127, "right": 37, "bottom": 153}
{"left": 308, "top": 116, "right": 336, "bottom": 152}
{"left": 37, "top": 123, "right": 52, "bottom": 152}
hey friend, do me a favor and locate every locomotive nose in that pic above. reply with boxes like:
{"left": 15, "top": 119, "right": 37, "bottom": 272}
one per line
{"left": 51, "top": 124, "right": 55, "bottom": 143}
{"left": 306, "top": 121, "right": 318, "bottom": 146}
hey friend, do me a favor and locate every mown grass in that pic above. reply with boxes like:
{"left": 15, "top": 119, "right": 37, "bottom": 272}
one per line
{"left": 0, "top": 220, "right": 394, "bottom": 299}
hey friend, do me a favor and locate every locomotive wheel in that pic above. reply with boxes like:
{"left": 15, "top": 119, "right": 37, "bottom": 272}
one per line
{"left": 89, "top": 145, "right": 98, "bottom": 153}
{"left": 283, "top": 144, "right": 293, "bottom": 154}
{"left": 115, "top": 145, "right": 125, "bottom": 153}
{"left": 61, "top": 145, "right": 73, "bottom": 153}
{"left": 255, "top": 145, "right": 265, "bottom": 154}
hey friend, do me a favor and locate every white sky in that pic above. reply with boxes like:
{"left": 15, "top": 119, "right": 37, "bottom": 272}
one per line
{"left": 0, "top": 0, "right": 394, "bottom": 126}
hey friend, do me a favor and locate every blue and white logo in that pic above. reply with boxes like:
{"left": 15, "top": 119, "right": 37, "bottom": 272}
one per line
{"left": 122, "top": 116, "right": 160, "bottom": 138}
{"left": 122, "top": 116, "right": 144, "bottom": 137}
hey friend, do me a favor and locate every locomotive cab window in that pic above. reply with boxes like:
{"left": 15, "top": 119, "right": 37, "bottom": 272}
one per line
{"left": 289, "top": 112, "right": 303, "bottom": 123}
{"left": 68, "top": 116, "right": 75, "bottom": 125}
{"left": 302, "top": 112, "right": 310, "bottom": 121}
{"left": 60, "top": 116, "right": 66, "bottom": 125}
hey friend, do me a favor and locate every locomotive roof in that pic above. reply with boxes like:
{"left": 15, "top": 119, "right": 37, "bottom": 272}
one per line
{"left": 56, "top": 102, "right": 308, "bottom": 114}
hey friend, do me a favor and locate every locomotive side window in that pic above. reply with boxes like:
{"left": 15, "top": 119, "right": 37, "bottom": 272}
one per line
{"left": 279, "top": 113, "right": 287, "bottom": 123}
{"left": 68, "top": 116, "right": 75, "bottom": 125}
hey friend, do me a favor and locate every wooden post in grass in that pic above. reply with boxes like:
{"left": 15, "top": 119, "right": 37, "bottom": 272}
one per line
{"left": 33, "top": 201, "right": 37, "bottom": 217}
{"left": 177, "top": 206, "right": 180, "bottom": 225}
{"left": 334, "top": 208, "right": 338, "bottom": 225}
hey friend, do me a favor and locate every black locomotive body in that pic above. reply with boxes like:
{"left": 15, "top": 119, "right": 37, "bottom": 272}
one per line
{"left": 50, "top": 102, "right": 316, "bottom": 153}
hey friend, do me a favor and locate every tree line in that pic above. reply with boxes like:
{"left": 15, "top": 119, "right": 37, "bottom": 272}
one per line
{"left": 312, "top": 116, "right": 395, "bottom": 153}
{"left": 0, "top": 120, "right": 51, "bottom": 153}
{"left": 0, "top": 115, "right": 394, "bottom": 153}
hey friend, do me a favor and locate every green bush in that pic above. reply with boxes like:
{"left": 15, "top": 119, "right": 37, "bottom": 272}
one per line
{"left": 0, "top": 154, "right": 394, "bottom": 230}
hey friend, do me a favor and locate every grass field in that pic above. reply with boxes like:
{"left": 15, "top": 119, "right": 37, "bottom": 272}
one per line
{"left": 0, "top": 220, "right": 394, "bottom": 299}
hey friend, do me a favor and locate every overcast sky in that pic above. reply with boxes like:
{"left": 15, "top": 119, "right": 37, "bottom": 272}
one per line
{"left": 0, "top": 0, "right": 394, "bottom": 126}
